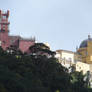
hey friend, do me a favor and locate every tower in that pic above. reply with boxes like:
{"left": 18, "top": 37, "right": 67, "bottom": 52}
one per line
{"left": 77, "top": 35, "right": 92, "bottom": 64}
{"left": 0, "top": 10, "right": 10, "bottom": 50}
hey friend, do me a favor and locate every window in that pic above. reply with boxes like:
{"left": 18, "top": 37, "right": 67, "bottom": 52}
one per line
{"left": 0, "top": 41, "right": 1, "bottom": 46}
{"left": 2, "top": 16, "right": 6, "bottom": 19}
{"left": 85, "top": 51, "right": 88, "bottom": 56}
{"left": 0, "top": 18, "right": 1, "bottom": 22}
{"left": 69, "top": 58, "right": 72, "bottom": 61}
{"left": 10, "top": 40, "right": 14, "bottom": 44}
{"left": 3, "top": 41, "right": 6, "bottom": 44}
{"left": 0, "top": 25, "right": 1, "bottom": 30}
{"left": 79, "top": 67, "right": 81, "bottom": 69}
{"left": 3, "top": 25, "right": 6, "bottom": 30}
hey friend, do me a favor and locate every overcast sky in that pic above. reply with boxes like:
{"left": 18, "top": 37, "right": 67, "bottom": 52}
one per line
{"left": 0, "top": 0, "right": 92, "bottom": 51}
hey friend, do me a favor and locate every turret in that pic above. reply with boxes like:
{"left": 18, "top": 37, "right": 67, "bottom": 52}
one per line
{"left": 0, "top": 10, "right": 10, "bottom": 50}
{"left": 0, "top": 10, "right": 10, "bottom": 32}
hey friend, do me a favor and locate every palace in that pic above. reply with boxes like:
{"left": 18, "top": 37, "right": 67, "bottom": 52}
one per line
{"left": 77, "top": 35, "right": 92, "bottom": 64}
{"left": 55, "top": 35, "right": 92, "bottom": 74}
{"left": 1, "top": 10, "right": 92, "bottom": 74}
{"left": 75, "top": 35, "right": 92, "bottom": 74}
{"left": 0, "top": 10, "right": 35, "bottom": 53}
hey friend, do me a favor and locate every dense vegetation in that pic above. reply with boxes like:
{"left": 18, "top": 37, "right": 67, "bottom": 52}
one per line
{"left": 0, "top": 44, "right": 92, "bottom": 92}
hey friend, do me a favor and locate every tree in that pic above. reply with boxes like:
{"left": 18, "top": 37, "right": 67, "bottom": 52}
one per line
{"left": 29, "top": 43, "right": 55, "bottom": 57}
{"left": 85, "top": 71, "right": 91, "bottom": 87}
{"left": 0, "top": 46, "right": 92, "bottom": 92}
{"left": 6, "top": 45, "right": 23, "bottom": 55}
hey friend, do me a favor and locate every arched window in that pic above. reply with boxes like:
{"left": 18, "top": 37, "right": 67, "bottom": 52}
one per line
{"left": 0, "top": 41, "right": 1, "bottom": 46}
{"left": 2, "top": 16, "right": 6, "bottom": 19}
{"left": 2, "top": 25, "right": 6, "bottom": 30}
{"left": 0, "top": 24, "right": 1, "bottom": 30}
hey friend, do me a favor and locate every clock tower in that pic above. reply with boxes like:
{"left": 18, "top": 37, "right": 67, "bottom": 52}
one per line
{"left": 0, "top": 10, "right": 10, "bottom": 50}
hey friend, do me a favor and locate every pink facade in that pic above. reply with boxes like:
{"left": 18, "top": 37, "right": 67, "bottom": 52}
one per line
{"left": 19, "top": 40, "right": 34, "bottom": 53}
{"left": 0, "top": 10, "right": 35, "bottom": 53}
{"left": 0, "top": 10, "right": 10, "bottom": 50}
{"left": 0, "top": 32, "right": 10, "bottom": 50}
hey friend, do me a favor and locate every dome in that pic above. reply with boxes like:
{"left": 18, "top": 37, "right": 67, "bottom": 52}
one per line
{"left": 80, "top": 35, "right": 92, "bottom": 48}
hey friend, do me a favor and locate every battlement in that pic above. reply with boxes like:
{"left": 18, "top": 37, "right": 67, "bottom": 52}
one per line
{"left": 0, "top": 10, "right": 35, "bottom": 52}
{"left": 20, "top": 37, "right": 35, "bottom": 42}
{"left": 0, "top": 10, "right": 10, "bottom": 32}
{"left": 0, "top": 10, "right": 9, "bottom": 18}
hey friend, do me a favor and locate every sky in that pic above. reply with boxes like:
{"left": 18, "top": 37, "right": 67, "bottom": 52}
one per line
{"left": 0, "top": 0, "right": 92, "bottom": 51}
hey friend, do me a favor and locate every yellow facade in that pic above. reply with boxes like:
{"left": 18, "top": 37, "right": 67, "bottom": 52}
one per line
{"left": 77, "top": 36, "right": 92, "bottom": 64}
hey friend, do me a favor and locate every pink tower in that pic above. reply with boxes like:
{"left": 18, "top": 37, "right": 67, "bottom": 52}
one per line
{"left": 0, "top": 10, "right": 10, "bottom": 50}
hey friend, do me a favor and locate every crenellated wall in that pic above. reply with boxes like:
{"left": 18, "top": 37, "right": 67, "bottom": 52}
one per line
{"left": 0, "top": 10, "right": 35, "bottom": 53}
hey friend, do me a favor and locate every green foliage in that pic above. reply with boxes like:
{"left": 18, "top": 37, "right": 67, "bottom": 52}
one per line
{"left": 0, "top": 46, "right": 91, "bottom": 92}
{"left": 29, "top": 43, "right": 55, "bottom": 57}
{"left": 70, "top": 71, "right": 92, "bottom": 92}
